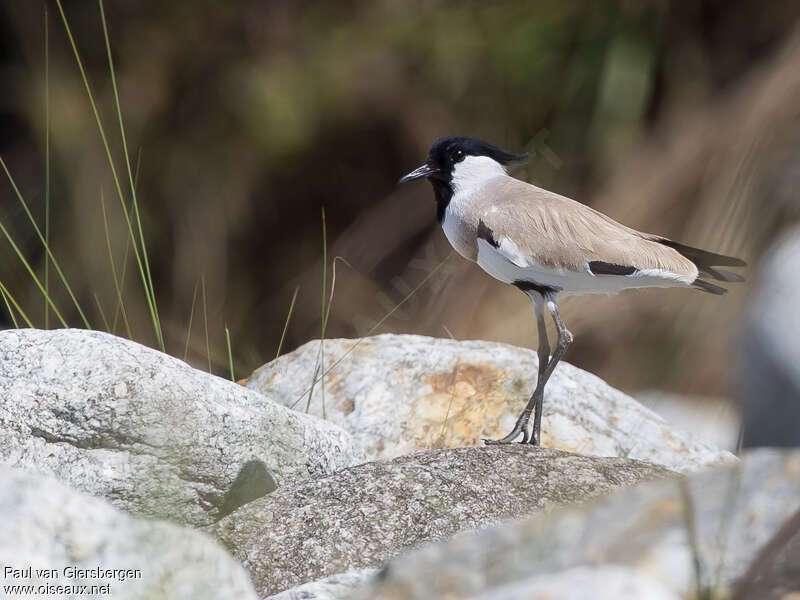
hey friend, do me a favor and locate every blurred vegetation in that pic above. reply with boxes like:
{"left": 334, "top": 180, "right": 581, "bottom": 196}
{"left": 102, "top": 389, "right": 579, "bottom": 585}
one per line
{"left": 1, "top": 0, "right": 799, "bottom": 397}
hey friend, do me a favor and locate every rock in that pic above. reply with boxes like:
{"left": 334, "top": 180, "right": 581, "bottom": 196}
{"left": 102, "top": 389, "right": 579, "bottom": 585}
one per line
{"left": 730, "top": 506, "right": 800, "bottom": 600}
{"left": 471, "top": 565, "right": 680, "bottom": 600}
{"left": 360, "top": 449, "right": 800, "bottom": 599}
{"left": 0, "top": 329, "right": 364, "bottom": 527}
{"left": 636, "top": 391, "right": 741, "bottom": 451}
{"left": 211, "top": 445, "right": 672, "bottom": 597}
{"left": 246, "top": 334, "right": 735, "bottom": 472}
{"left": 265, "top": 569, "right": 378, "bottom": 600}
{"left": 0, "top": 466, "right": 258, "bottom": 600}
{"left": 736, "top": 227, "right": 800, "bottom": 447}
{"left": 265, "top": 565, "right": 678, "bottom": 600}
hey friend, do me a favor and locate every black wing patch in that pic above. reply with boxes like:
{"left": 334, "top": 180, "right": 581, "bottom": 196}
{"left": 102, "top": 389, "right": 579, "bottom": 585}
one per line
{"left": 587, "top": 261, "right": 636, "bottom": 276}
{"left": 698, "top": 266, "right": 745, "bottom": 282}
{"left": 693, "top": 279, "right": 727, "bottom": 295}
{"left": 655, "top": 238, "right": 746, "bottom": 267}
{"left": 476, "top": 219, "right": 499, "bottom": 248}
{"left": 513, "top": 280, "right": 561, "bottom": 295}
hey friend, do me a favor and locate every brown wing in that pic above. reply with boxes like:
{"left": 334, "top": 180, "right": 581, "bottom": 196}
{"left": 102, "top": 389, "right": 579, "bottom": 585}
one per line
{"left": 478, "top": 178, "right": 699, "bottom": 279}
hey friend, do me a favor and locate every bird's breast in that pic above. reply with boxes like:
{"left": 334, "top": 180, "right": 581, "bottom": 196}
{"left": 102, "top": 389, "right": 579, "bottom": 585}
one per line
{"left": 441, "top": 204, "right": 478, "bottom": 261}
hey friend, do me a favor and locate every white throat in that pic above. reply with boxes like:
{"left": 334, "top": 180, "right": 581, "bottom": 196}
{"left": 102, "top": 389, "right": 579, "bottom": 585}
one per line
{"left": 442, "top": 155, "right": 508, "bottom": 260}
{"left": 451, "top": 155, "right": 507, "bottom": 198}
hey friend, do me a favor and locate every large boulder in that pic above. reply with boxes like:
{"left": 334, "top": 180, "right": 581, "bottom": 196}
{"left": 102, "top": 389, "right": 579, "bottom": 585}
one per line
{"left": 470, "top": 565, "right": 680, "bottom": 600}
{"left": 0, "top": 329, "right": 364, "bottom": 527}
{"left": 265, "top": 570, "right": 378, "bottom": 600}
{"left": 265, "top": 565, "right": 680, "bottom": 600}
{"left": 360, "top": 449, "right": 800, "bottom": 599}
{"left": 245, "top": 334, "right": 735, "bottom": 472}
{"left": 212, "top": 445, "right": 672, "bottom": 597}
{"left": 0, "top": 466, "right": 258, "bottom": 600}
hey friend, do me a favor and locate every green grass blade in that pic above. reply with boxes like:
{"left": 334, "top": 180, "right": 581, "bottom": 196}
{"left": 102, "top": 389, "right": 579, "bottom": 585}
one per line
{"left": 111, "top": 238, "right": 130, "bottom": 333}
{"left": 202, "top": 274, "right": 211, "bottom": 372}
{"left": 0, "top": 280, "right": 33, "bottom": 328}
{"left": 93, "top": 293, "right": 110, "bottom": 331}
{"left": 100, "top": 188, "right": 132, "bottom": 338}
{"left": 225, "top": 325, "right": 235, "bottom": 382}
{"left": 44, "top": 5, "right": 50, "bottom": 329}
{"left": 134, "top": 147, "right": 142, "bottom": 187}
{"left": 304, "top": 256, "right": 348, "bottom": 412}
{"left": 183, "top": 280, "right": 200, "bottom": 362}
{"left": 323, "top": 257, "right": 349, "bottom": 332}
{"left": 1, "top": 157, "right": 91, "bottom": 329}
{"left": 55, "top": 0, "right": 162, "bottom": 348}
{"left": 98, "top": 0, "right": 162, "bottom": 348}
{"left": 306, "top": 208, "right": 328, "bottom": 415}
{"left": 112, "top": 149, "right": 142, "bottom": 333}
{"left": 275, "top": 285, "right": 299, "bottom": 360}
{"left": 0, "top": 216, "right": 67, "bottom": 327}
{"left": 319, "top": 208, "right": 327, "bottom": 418}
{"left": 0, "top": 283, "right": 20, "bottom": 328}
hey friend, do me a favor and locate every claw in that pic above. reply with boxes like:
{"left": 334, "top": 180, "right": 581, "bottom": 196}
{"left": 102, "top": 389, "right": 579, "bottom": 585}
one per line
{"left": 484, "top": 437, "right": 513, "bottom": 445}
{"left": 484, "top": 427, "right": 524, "bottom": 445}
{"left": 484, "top": 413, "right": 530, "bottom": 445}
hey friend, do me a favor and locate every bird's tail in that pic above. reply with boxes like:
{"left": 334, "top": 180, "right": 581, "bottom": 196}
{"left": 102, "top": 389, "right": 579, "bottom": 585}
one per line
{"left": 652, "top": 238, "right": 746, "bottom": 294}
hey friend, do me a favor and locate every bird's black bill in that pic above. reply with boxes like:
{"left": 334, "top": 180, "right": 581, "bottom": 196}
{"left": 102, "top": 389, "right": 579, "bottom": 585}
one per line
{"left": 397, "top": 163, "right": 437, "bottom": 184}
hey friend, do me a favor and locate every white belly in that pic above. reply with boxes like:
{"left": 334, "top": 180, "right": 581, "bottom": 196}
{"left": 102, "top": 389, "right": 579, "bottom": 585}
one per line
{"left": 441, "top": 205, "right": 475, "bottom": 260}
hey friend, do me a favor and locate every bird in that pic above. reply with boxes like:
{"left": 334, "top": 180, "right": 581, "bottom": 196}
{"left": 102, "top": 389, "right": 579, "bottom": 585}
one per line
{"left": 397, "top": 136, "right": 745, "bottom": 446}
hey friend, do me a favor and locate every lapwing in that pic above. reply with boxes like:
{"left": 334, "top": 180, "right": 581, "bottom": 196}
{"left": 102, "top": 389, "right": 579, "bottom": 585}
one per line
{"left": 398, "top": 136, "right": 745, "bottom": 446}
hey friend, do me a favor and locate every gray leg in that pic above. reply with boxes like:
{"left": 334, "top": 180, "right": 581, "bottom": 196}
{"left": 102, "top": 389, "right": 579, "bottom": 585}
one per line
{"left": 529, "top": 294, "right": 572, "bottom": 445}
{"left": 485, "top": 294, "right": 551, "bottom": 445}
{"left": 522, "top": 300, "right": 551, "bottom": 443}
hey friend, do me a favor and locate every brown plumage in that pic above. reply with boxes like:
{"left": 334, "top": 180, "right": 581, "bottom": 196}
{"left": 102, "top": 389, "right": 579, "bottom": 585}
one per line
{"left": 448, "top": 176, "right": 743, "bottom": 294}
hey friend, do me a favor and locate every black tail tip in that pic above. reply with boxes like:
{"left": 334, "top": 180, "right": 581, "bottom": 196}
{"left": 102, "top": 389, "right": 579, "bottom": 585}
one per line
{"left": 693, "top": 279, "right": 728, "bottom": 295}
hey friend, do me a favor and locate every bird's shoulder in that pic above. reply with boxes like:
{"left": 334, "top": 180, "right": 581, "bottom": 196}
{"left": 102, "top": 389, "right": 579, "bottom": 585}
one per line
{"left": 477, "top": 177, "right": 639, "bottom": 245}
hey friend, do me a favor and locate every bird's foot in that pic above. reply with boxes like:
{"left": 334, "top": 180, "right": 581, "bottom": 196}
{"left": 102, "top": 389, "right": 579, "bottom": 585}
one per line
{"left": 483, "top": 435, "right": 519, "bottom": 445}
{"left": 484, "top": 414, "right": 531, "bottom": 445}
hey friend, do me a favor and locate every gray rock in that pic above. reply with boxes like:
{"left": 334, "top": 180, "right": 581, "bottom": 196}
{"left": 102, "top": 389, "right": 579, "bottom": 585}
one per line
{"left": 471, "top": 565, "right": 680, "bottom": 600}
{"left": 737, "top": 227, "right": 800, "bottom": 447}
{"left": 0, "top": 466, "right": 257, "bottom": 600}
{"left": 360, "top": 449, "right": 800, "bottom": 599}
{"left": 211, "top": 445, "right": 672, "bottom": 597}
{"left": 266, "top": 566, "right": 680, "bottom": 600}
{"left": 0, "top": 329, "right": 364, "bottom": 527}
{"left": 730, "top": 506, "right": 800, "bottom": 600}
{"left": 265, "top": 570, "right": 378, "bottom": 600}
{"left": 246, "top": 334, "right": 735, "bottom": 473}
{"left": 637, "top": 391, "right": 741, "bottom": 451}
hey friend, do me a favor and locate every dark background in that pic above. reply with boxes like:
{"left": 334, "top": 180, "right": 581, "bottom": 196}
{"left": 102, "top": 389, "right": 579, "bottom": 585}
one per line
{"left": 2, "top": 0, "right": 799, "bottom": 399}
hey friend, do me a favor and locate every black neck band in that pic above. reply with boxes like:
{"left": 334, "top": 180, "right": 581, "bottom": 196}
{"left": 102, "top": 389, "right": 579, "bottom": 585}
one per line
{"left": 430, "top": 179, "right": 453, "bottom": 223}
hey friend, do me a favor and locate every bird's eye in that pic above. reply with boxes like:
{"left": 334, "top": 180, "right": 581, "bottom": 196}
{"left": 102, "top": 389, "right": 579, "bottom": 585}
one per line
{"left": 454, "top": 149, "right": 465, "bottom": 161}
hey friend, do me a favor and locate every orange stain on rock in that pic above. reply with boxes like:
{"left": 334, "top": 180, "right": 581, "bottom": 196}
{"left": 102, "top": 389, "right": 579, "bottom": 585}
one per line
{"left": 415, "top": 363, "right": 530, "bottom": 450}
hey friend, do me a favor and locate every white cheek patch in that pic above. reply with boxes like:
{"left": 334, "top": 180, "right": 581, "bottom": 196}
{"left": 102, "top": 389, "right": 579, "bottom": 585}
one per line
{"left": 451, "top": 156, "right": 507, "bottom": 197}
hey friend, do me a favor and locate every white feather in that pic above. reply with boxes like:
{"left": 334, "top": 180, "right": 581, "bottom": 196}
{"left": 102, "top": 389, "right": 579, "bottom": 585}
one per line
{"left": 631, "top": 268, "right": 695, "bottom": 284}
{"left": 451, "top": 156, "right": 507, "bottom": 197}
{"left": 442, "top": 156, "right": 507, "bottom": 260}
